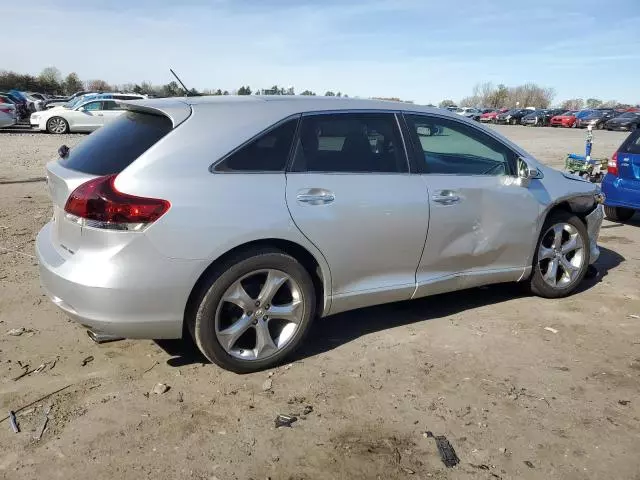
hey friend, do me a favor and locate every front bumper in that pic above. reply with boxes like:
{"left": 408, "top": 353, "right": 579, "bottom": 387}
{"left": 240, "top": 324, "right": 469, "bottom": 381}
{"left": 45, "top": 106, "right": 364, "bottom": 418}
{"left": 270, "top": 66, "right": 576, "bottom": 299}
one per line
{"left": 36, "top": 221, "right": 203, "bottom": 339}
{"left": 585, "top": 205, "right": 603, "bottom": 264}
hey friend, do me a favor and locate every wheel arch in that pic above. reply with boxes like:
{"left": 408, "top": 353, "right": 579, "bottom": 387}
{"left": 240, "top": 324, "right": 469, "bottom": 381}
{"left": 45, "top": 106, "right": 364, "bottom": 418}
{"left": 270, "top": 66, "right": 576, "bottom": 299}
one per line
{"left": 526, "top": 195, "right": 597, "bottom": 269}
{"left": 183, "top": 238, "right": 331, "bottom": 336}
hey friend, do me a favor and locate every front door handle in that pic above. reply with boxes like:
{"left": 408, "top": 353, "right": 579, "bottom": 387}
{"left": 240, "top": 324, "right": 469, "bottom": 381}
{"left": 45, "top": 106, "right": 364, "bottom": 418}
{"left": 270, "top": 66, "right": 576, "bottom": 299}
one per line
{"left": 432, "top": 190, "right": 461, "bottom": 205}
{"left": 296, "top": 188, "right": 335, "bottom": 205}
{"left": 97, "top": 113, "right": 104, "bottom": 116}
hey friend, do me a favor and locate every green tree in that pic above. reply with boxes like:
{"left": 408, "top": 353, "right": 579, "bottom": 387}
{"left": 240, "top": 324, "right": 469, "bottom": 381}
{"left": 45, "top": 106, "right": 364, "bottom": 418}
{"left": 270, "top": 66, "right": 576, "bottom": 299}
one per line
{"left": 63, "top": 72, "right": 83, "bottom": 95}
{"left": 586, "top": 98, "right": 603, "bottom": 109}
{"left": 300, "top": 90, "right": 316, "bottom": 96}
{"left": 38, "top": 67, "right": 63, "bottom": 94}
{"left": 324, "top": 91, "right": 336, "bottom": 97}
{"left": 438, "top": 99, "right": 455, "bottom": 108}
{"left": 237, "top": 85, "right": 252, "bottom": 95}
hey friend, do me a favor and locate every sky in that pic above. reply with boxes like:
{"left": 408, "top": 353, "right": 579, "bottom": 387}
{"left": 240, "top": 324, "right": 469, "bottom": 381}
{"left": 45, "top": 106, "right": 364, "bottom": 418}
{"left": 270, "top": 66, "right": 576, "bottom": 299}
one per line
{"left": 4, "top": 0, "right": 640, "bottom": 105}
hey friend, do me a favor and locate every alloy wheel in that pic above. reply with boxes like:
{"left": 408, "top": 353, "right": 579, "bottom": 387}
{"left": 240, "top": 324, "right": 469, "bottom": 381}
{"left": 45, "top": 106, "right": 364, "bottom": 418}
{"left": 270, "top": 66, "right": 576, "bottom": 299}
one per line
{"left": 537, "top": 222, "right": 585, "bottom": 289}
{"left": 214, "top": 269, "right": 303, "bottom": 361}
{"left": 48, "top": 117, "right": 67, "bottom": 134}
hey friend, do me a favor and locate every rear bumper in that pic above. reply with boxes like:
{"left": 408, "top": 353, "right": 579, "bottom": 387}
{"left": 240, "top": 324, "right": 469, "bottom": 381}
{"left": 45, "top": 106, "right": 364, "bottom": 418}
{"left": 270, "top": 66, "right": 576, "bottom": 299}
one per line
{"left": 36, "top": 221, "right": 204, "bottom": 339}
{"left": 585, "top": 205, "right": 603, "bottom": 264}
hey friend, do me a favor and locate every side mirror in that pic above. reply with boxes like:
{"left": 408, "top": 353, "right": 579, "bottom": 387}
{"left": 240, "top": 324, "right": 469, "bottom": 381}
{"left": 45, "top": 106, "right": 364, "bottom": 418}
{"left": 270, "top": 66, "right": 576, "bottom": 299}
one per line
{"left": 518, "top": 158, "right": 543, "bottom": 187}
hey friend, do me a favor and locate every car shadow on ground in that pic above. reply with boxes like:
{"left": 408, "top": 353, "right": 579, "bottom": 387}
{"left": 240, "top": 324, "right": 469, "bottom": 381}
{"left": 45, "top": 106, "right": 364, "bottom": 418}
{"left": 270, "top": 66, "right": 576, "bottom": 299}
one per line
{"left": 156, "top": 246, "right": 624, "bottom": 369}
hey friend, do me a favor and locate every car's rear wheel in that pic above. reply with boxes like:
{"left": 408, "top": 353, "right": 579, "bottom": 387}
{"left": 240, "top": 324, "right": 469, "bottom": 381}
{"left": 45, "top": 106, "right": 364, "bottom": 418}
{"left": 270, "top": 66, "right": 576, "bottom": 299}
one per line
{"left": 529, "top": 211, "right": 589, "bottom": 298}
{"left": 188, "top": 247, "right": 316, "bottom": 373}
{"left": 46, "top": 116, "right": 69, "bottom": 134}
{"left": 604, "top": 206, "right": 635, "bottom": 222}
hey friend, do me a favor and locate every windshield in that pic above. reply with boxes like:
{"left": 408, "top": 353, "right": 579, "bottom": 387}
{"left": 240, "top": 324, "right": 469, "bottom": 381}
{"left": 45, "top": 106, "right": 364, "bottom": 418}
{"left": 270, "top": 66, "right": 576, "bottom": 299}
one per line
{"left": 64, "top": 96, "right": 97, "bottom": 109}
{"left": 561, "top": 111, "right": 575, "bottom": 116}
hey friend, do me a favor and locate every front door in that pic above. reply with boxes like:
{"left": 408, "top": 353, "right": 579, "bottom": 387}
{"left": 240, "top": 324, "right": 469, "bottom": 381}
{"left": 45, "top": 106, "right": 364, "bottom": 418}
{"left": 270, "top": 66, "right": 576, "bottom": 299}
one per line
{"left": 285, "top": 112, "right": 429, "bottom": 314}
{"left": 402, "top": 113, "right": 540, "bottom": 296}
{"left": 74, "top": 100, "right": 105, "bottom": 131}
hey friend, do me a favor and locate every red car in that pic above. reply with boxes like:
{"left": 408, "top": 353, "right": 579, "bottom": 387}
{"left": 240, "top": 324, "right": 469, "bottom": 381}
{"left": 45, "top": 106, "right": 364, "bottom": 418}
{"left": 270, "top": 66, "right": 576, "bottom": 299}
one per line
{"left": 479, "top": 108, "right": 508, "bottom": 123}
{"left": 550, "top": 111, "right": 578, "bottom": 128}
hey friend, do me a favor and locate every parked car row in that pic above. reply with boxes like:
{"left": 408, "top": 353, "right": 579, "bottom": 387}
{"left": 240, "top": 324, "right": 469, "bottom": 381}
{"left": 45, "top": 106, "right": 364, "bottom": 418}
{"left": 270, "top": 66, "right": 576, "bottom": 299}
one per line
{"left": 30, "top": 92, "right": 147, "bottom": 133}
{"left": 472, "top": 105, "right": 640, "bottom": 131}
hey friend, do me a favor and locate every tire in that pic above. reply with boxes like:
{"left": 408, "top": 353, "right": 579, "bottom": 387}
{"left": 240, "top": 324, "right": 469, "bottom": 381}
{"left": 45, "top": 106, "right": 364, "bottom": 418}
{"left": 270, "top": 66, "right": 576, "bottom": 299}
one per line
{"left": 604, "top": 206, "right": 635, "bottom": 222}
{"left": 528, "top": 211, "right": 589, "bottom": 298}
{"left": 187, "top": 247, "right": 316, "bottom": 373}
{"left": 46, "top": 116, "right": 69, "bottom": 134}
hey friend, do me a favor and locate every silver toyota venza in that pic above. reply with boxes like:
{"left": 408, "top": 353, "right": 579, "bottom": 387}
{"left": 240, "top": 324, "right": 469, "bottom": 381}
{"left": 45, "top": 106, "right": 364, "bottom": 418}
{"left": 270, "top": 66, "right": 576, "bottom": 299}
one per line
{"left": 37, "top": 96, "right": 604, "bottom": 372}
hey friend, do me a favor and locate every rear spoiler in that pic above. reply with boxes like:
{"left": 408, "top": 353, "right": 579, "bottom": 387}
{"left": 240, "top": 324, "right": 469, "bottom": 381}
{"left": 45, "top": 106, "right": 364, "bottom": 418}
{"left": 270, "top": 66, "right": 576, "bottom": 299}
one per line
{"left": 120, "top": 98, "right": 192, "bottom": 128}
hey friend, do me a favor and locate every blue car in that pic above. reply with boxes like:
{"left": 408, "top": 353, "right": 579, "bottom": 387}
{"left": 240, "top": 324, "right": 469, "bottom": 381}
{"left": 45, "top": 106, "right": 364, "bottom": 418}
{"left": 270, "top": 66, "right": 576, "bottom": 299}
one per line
{"left": 601, "top": 128, "right": 640, "bottom": 221}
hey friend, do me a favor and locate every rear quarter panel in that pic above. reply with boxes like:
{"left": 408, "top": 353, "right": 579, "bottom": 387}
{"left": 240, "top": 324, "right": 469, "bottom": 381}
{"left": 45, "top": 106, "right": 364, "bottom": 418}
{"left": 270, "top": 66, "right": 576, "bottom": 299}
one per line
{"left": 114, "top": 102, "right": 333, "bottom": 313}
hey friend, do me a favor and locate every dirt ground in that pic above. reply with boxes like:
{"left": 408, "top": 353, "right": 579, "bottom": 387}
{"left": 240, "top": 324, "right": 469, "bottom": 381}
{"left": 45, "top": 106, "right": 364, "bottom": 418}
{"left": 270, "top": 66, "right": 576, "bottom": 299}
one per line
{"left": 0, "top": 125, "right": 639, "bottom": 480}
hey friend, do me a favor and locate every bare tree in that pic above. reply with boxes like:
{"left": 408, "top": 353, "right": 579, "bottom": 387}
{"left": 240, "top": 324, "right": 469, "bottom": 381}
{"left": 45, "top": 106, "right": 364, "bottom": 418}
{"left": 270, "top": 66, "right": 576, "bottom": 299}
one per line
{"left": 439, "top": 99, "right": 456, "bottom": 108}
{"left": 561, "top": 98, "right": 584, "bottom": 110}
{"left": 85, "top": 79, "right": 111, "bottom": 91}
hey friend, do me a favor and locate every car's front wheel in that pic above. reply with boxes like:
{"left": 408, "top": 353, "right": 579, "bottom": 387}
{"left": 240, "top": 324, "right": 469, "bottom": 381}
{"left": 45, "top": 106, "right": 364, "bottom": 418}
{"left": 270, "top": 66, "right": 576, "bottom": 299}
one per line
{"left": 188, "top": 247, "right": 316, "bottom": 373}
{"left": 529, "top": 212, "right": 589, "bottom": 298}
{"left": 46, "top": 116, "right": 69, "bottom": 134}
{"left": 604, "top": 206, "right": 635, "bottom": 222}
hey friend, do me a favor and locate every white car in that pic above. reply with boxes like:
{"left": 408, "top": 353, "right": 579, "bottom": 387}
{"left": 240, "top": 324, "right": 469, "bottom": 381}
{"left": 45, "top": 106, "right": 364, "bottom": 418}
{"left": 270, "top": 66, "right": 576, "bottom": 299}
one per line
{"left": 31, "top": 98, "right": 133, "bottom": 134}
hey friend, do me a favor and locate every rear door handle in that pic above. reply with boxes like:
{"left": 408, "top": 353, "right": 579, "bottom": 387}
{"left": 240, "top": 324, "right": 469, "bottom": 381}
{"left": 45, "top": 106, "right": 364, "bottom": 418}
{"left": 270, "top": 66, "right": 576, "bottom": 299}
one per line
{"left": 296, "top": 189, "right": 335, "bottom": 205}
{"left": 432, "top": 190, "right": 461, "bottom": 205}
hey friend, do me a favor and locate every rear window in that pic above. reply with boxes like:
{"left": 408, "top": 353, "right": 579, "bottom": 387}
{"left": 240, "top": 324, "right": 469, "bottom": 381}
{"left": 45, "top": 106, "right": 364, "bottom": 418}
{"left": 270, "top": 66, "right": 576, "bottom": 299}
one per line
{"left": 620, "top": 130, "right": 640, "bottom": 154}
{"left": 58, "top": 111, "right": 172, "bottom": 175}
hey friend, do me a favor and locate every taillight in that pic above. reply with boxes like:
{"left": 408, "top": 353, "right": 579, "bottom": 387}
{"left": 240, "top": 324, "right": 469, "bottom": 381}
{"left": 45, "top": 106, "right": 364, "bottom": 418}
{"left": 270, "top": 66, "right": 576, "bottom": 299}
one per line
{"left": 64, "top": 175, "right": 170, "bottom": 230}
{"left": 607, "top": 151, "right": 619, "bottom": 176}
{"left": 0, "top": 107, "right": 11, "bottom": 114}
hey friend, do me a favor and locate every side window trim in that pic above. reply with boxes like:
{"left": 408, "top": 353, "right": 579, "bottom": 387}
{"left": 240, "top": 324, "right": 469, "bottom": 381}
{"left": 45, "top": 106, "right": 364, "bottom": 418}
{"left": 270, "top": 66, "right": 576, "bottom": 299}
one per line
{"left": 210, "top": 114, "right": 301, "bottom": 174}
{"left": 289, "top": 110, "right": 410, "bottom": 175}
{"left": 402, "top": 112, "right": 519, "bottom": 176}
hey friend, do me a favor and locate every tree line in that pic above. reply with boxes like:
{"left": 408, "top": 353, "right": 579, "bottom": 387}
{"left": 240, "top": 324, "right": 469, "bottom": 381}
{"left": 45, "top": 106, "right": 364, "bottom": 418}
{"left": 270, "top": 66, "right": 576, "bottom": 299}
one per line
{"left": 0, "top": 67, "right": 348, "bottom": 98}
{"left": 3, "top": 68, "right": 635, "bottom": 109}
{"left": 440, "top": 81, "right": 637, "bottom": 110}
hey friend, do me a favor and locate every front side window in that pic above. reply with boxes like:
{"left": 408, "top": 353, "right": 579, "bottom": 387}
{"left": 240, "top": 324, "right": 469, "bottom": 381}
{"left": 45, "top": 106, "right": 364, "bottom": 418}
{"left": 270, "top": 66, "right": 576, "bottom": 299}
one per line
{"left": 404, "top": 114, "right": 516, "bottom": 176}
{"left": 214, "top": 117, "right": 298, "bottom": 172}
{"left": 81, "top": 101, "right": 102, "bottom": 112}
{"left": 291, "top": 113, "right": 407, "bottom": 173}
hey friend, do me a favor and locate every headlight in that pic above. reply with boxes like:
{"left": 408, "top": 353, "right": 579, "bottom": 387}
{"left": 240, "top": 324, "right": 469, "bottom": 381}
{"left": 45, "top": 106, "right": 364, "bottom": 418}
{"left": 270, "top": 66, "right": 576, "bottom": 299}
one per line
{"left": 506, "top": 115, "right": 511, "bottom": 120}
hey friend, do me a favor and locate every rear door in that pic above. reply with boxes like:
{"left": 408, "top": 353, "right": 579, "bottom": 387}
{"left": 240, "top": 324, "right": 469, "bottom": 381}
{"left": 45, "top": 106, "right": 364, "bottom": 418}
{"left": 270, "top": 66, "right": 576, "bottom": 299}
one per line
{"left": 285, "top": 112, "right": 429, "bottom": 312}
{"left": 101, "top": 100, "right": 126, "bottom": 125}
{"left": 402, "top": 113, "right": 540, "bottom": 296}
{"left": 72, "top": 100, "right": 105, "bottom": 131}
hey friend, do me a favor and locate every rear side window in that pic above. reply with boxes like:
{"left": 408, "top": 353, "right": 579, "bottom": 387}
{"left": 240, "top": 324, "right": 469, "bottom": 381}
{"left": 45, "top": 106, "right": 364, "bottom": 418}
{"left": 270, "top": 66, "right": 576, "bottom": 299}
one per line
{"left": 58, "top": 112, "right": 172, "bottom": 175}
{"left": 291, "top": 113, "right": 407, "bottom": 173}
{"left": 214, "top": 118, "right": 298, "bottom": 172}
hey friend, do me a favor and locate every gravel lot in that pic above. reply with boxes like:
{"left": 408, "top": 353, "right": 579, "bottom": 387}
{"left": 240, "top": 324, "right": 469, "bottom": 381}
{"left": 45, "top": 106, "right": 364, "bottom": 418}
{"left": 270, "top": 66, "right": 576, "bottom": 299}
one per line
{"left": 1, "top": 125, "right": 639, "bottom": 480}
